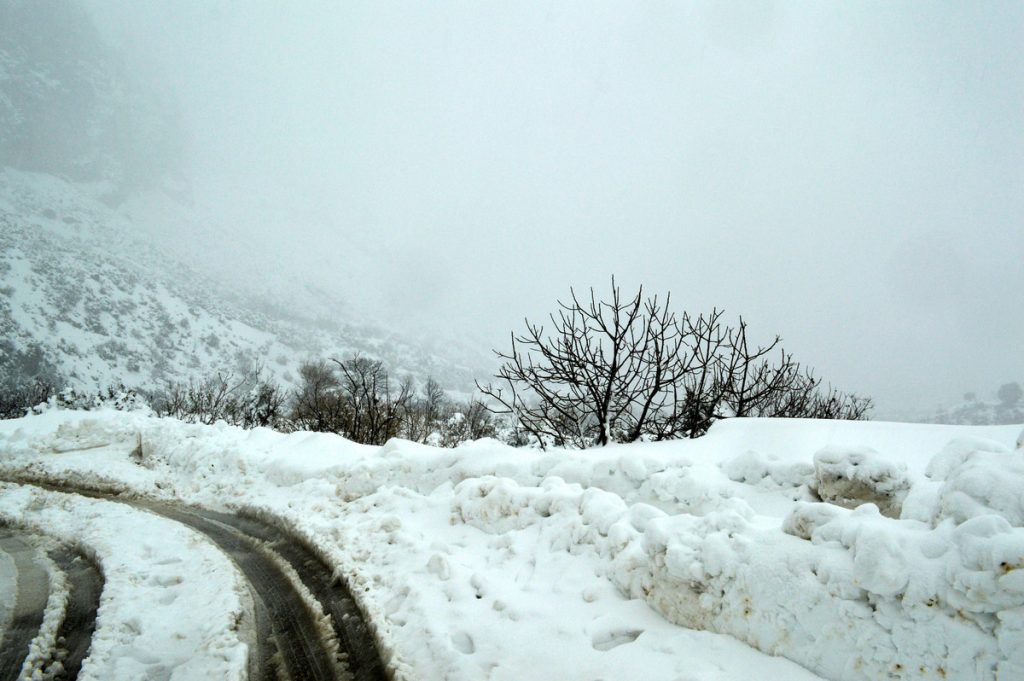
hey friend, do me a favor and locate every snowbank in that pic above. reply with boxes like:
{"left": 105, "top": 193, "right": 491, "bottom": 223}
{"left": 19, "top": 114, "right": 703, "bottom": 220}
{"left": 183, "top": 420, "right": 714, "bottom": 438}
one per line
{"left": 1, "top": 409, "right": 1022, "bottom": 680}
{"left": 811, "top": 446, "right": 910, "bottom": 517}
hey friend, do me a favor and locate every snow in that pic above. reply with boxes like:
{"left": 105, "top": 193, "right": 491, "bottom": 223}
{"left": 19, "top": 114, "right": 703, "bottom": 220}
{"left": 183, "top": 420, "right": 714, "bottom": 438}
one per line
{"left": 930, "top": 443, "right": 1024, "bottom": 526}
{"left": 0, "top": 482, "right": 251, "bottom": 681}
{"left": 811, "top": 446, "right": 910, "bottom": 517}
{"left": 18, "top": 537, "right": 68, "bottom": 681}
{"left": 0, "top": 545, "right": 13, "bottom": 635}
{"left": 0, "top": 167, "right": 490, "bottom": 395}
{"left": 1, "top": 408, "right": 1022, "bottom": 680}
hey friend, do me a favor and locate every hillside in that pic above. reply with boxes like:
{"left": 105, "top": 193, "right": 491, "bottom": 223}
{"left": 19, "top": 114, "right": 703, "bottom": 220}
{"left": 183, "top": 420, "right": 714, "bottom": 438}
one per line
{"left": 0, "top": 0, "right": 496, "bottom": 398}
{"left": 0, "top": 167, "right": 489, "bottom": 394}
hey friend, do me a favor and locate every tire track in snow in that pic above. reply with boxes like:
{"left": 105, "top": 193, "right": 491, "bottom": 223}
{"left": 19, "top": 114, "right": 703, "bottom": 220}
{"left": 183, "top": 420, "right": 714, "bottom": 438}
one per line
{"left": 1, "top": 480, "right": 387, "bottom": 681}
{"left": 47, "top": 546, "right": 102, "bottom": 681}
{"left": 150, "top": 505, "right": 341, "bottom": 681}
{"left": 200, "top": 511, "right": 388, "bottom": 681}
{"left": 0, "top": 534, "right": 48, "bottom": 679}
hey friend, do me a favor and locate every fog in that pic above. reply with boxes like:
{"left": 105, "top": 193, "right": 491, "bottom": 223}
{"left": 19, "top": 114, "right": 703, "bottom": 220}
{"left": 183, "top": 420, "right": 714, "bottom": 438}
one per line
{"left": 82, "top": 1, "right": 1022, "bottom": 416}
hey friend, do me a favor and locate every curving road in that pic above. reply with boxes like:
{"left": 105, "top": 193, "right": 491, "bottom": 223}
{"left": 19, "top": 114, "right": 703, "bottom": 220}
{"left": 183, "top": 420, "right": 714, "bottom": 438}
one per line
{"left": 0, "top": 532, "right": 103, "bottom": 681}
{"left": 0, "top": 483, "right": 388, "bottom": 681}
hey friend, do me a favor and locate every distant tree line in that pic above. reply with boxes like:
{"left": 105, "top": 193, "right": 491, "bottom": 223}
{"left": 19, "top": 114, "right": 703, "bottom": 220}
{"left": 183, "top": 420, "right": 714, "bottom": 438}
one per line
{"left": 0, "top": 353, "right": 496, "bottom": 446}
{"left": 2, "top": 280, "right": 873, "bottom": 449}
{"left": 136, "top": 356, "right": 493, "bottom": 447}
{"left": 149, "top": 363, "right": 289, "bottom": 430}
{"left": 931, "top": 381, "right": 1023, "bottom": 425}
{"left": 286, "top": 356, "right": 495, "bottom": 446}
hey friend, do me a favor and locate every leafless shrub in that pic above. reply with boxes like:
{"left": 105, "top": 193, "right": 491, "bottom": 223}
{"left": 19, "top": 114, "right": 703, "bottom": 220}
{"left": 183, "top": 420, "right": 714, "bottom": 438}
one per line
{"left": 478, "top": 279, "right": 871, "bottom": 449}
{"left": 151, "top": 362, "right": 288, "bottom": 429}
{"left": 439, "top": 398, "right": 496, "bottom": 447}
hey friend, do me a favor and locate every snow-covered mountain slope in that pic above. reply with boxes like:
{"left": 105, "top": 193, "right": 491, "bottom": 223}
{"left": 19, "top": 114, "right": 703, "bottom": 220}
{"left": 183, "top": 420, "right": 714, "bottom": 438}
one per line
{"left": 0, "top": 1, "right": 492, "bottom": 395}
{"left": 0, "top": 167, "right": 489, "bottom": 393}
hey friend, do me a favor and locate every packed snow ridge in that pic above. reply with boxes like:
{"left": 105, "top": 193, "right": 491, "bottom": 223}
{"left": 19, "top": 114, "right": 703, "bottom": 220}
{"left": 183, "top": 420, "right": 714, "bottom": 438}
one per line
{"left": 1, "top": 409, "right": 1022, "bottom": 681}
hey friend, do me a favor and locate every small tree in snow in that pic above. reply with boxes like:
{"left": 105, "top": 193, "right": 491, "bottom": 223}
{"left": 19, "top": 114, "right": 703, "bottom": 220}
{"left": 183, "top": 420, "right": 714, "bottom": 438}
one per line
{"left": 478, "top": 279, "right": 870, "bottom": 449}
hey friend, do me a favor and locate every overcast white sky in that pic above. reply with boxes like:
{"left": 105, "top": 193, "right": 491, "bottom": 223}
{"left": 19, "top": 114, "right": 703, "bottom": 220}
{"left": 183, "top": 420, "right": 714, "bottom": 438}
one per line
{"left": 86, "top": 1, "right": 1023, "bottom": 416}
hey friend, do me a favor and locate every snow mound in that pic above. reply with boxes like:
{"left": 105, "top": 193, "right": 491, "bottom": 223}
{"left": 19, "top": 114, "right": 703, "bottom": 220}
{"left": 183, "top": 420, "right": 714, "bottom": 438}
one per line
{"left": 931, "top": 444, "right": 1024, "bottom": 527}
{"left": 811, "top": 446, "right": 910, "bottom": 517}
{"left": 721, "top": 449, "right": 814, "bottom": 488}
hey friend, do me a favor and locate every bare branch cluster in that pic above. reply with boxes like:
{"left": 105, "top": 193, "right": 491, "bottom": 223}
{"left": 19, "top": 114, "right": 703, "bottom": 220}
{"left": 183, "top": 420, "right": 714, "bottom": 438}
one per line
{"left": 477, "top": 279, "right": 871, "bottom": 449}
{"left": 289, "top": 354, "right": 411, "bottom": 444}
{"left": 151, "top": 361, "right": 288, "bottom": 429}
{"left": 290, "top": 355, "right": 497, "bottom": 446}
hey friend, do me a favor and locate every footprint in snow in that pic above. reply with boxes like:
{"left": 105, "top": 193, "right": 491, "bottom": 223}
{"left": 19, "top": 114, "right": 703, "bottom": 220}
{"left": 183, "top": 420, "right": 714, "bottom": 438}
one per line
{"left": 451, "top": 631, "right": 475, "bottom": 654}
{"left": 590, "top": 628, "right": 643, "bottom": 652}
{"left": 385, "top": 586, "right": 409, "bottom": 615}
{"left": 514, "top": 558, "right": 535, "bottom": 586}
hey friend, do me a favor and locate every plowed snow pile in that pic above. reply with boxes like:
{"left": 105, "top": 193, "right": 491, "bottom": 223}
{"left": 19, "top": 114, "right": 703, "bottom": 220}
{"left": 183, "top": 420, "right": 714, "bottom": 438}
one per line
{"left": 1, "top": 408, "right": 1022, "bottom": 681}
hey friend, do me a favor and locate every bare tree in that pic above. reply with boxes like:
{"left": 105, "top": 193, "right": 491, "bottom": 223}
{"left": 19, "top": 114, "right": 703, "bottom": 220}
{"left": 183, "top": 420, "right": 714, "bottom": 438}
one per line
{"left": 229, "top": 361, "right": 289, "bottom": 429}
{"left": 478, "top": 279, "right": 714, "bottom": 447}
{"left": 649, "top": 309, "right": 731, "bottom": 440}
{"left": 719, "top": 320, "right": 785, "bottom": 418}
{"left": 331, "top": 354, "right": 412, "bottom": 445}
{"left": 478, "top": 279, "right": 661, "bottom": 447}
{"left": 480, "top": 280, "right": 871, "bottom": 449}
{"left": 403, "top": 377, "right": 448, "bottom": 443}
{"left": 291, "top": 360, "right": 345, "bottom": 432}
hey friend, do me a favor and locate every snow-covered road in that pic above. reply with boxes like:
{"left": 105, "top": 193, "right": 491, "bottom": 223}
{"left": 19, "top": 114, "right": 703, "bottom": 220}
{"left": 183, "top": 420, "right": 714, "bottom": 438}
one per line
{"left": 2, "top": 409, "right": 1022, "bottom": 680}
{"left": 0, "top": 528, "right": 103, "bottom": 681}
{"left": 0, "top": 482, "right": 387, "bottom": 681}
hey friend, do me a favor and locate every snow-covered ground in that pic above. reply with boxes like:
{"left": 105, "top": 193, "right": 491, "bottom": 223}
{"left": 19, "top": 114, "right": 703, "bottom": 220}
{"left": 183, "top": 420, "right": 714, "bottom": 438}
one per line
{"left": 0, "top": 482, "right": 252, "bottom": 681}
{"left": 1, "top": 408, "right": 1022, "bottom": 680}
{"left": 0, "top": 167, "right": 490, "bottom": 394}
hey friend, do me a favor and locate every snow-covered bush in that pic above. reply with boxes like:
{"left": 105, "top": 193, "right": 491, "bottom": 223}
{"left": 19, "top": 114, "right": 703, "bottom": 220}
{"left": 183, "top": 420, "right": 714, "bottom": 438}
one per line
{"left": 1, "top": 377, "right": 147, "bottom": 420}
{"left": 438, "top": 400, "right": 496, "bottom": 447}
{"left": 0, "top": 378, "right": 58, "bottom": 419}
{"left": 37, "top": 384, "right": 150, "bottom": 414}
